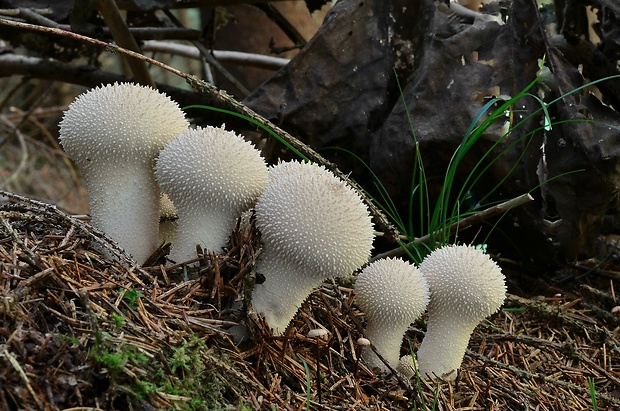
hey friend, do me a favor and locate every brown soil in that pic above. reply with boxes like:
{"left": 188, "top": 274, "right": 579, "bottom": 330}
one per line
{"left": 1, "top": 190, "right": 620, "bottom": 410}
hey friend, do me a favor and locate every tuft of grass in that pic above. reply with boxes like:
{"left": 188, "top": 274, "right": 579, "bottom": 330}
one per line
{"left": 90, "top": 337, "right": 148, "bottom": 382}
{"left": 111, "top": 312, "right": 125, "bottom": 328}
{"left": 334, "top": 67, "right": 620, "bottom": 263}
{"left": 238, "top": 399, "right": 253, "bottom": 411}
{"left": 167, "top": 334, "right": 231, "bottom": 410}
{"left": 88, "top": 327, "right": 238, "bottom": 410}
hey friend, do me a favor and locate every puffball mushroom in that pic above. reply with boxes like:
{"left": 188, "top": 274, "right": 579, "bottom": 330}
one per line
{"left": 159, "top": 194, "right": 178, "bottom": 245}
{"left": 417, "top": 244, "right": 506, "bottom": 381}
{"left": 355, "top": 257, "right": 429, "bottom": 373}
{"left": 154, "top": 125, "right": 268, "bottom": 263}
{"left": 397, "top": 355, "right": 417, "bottom": 379}
{"left": 59, "top": 83, "right": 189, "bottom": 264}
{"left": 251, "top": 161, "right": 374, "bottom": 335}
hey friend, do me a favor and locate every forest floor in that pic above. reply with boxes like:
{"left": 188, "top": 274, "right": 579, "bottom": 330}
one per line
{"left": 1, "top": 190, "right": 620, "bottom": 411}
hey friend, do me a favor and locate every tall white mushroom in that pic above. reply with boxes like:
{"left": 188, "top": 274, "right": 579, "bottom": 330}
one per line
{"left": 355, "top": 257, "right": 429, "bottom": 373}
{"left": 154, "top": 125, "right": 268, "bottom": 263}
{"left": 417, "top": 244, "right": 506, "bottom": 381}
{"left": 252, "top": 161, "right": 374, "bottom": 335}
{"left": 59, "top": 83, "right": 189, "bottom": 264}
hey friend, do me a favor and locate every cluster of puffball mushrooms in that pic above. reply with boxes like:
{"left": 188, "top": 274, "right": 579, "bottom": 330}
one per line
{"left": 58, "top": 83, "right": 507, "bottom": 381}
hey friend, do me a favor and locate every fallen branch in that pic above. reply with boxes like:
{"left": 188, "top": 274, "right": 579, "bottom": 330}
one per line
{"left": 95, "top": 0, "right": 154, "bottom": 87}
{"left": 141, "top": 40, "right": 290, "bottom": 70}
{"left": 372, "top": 193, "right": 534, "bottom": 261}
{"left": 0, "top": 18, "right": 400, "bottom": 242}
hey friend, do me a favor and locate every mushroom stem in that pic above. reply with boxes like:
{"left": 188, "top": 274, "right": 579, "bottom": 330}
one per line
{"left": 251, "top": 161, "right": 374, "bottom": 335}
{"left": 416, "top": 318, "right": 479, "bottom": 380}
{"left": 361, "top": 321, "right": 406, "bottom": 372}
{"left": 159, "top": 194, "right": 178, "bottom": 245}
{"left": 87, "top": 164, "right": 160, "bottom": 263}
{"left": 59, "top": 83, "right": 189, "bottom": 265}
{"left": 354, "top": 257, "right": 429, "bottom": 374}
{"left": 170, "top": 206, "right": 236, "bottom": 263}
{"left": 251, "top": 248, "right": 320, "bottom": 334}
{"left": 154, "top": 125, "right": 268, "bottom": 264}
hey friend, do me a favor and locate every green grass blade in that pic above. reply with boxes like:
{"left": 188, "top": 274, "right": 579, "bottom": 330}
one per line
{"left": 321, "top": 146, "right": 407, "bottom": 233}
{"left": 588, "top": 376, "right": 598, "bottom": 411}
{"left": 299, "top": 356, "right": 312, "bottom": 411}
{"left": 183, "top": 104, "right": 309, "bottom": 161}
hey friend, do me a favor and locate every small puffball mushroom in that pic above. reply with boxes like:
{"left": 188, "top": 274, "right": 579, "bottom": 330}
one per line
{"left": 417, "top": 244, "right": 506, "bottom": 381}
{"left": 357, "top": 337, "right": 371, "bottom": 347}
{"left": 59, "top": 83, "right": 189, "bottom": 264}
{"left": 154, "top": 125, "right": 268, "bottom": 263}
{"left": 307, "top": 329, "right": 329, "bottom": 340}
{"left": 397, "top": 355, "right": 417, "bottom": 379}
{"left": 251, "top": 161, "right": 374, "bottom": 335}
{"left": 355, "top": 257, "right": 429, "bottom": 373}
{"left": 159, "top": 194, "right": 178, "bottom": 245}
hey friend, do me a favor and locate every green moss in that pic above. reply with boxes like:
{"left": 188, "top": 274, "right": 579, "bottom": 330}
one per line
{"left": 168, "top": 335, "right": 231, "bottom": 410}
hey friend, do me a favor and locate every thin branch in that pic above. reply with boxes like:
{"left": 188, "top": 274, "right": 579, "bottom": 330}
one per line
{"left": 0, "top": 8, "right": 53, "bottom": 17}
{"left": 254, "top": 3, "right": 307, "bottom": 48}
{"left": 114, "top": 0, "right": 299, "bottom": 11}
{"left": 13, "top": 8, "right": 60, "bottom": 28}
{"left": 0, "top": 53, "right": 206, "bottom": 108}
{"left": 0, "top": 9, "right": 203, "bottom": 40}
{"left": 371, "top": 193, "right": 534, "bottom": 261}
{"left": 141, "top": 41, "right": 290, "bottom": 70}
{"left": 0, "top": 18, "right": 399, "bottom": 242}
{"left": 92, "top": 26, "right": 203, "bottom": 41}
{"left": 161, "top": 9, "right": 250, "bottom": 97}
{"left": 95, "top": 0, "right": 154, "bottom": 86}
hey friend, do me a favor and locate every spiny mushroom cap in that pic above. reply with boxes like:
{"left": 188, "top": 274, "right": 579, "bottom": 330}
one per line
{"left": 154, "top": 126, "right": 268, "bottom": 213}
{"left": 255, "top": 160, "right": 374, "bottom": 277}
{"left": 397, "top": 355, "right": 418, "bottom": 379}
{"left": 59, "top": 83, "right": 189, "bottom": 169}
{"left": 355, "top": 257, "right": 429, "bottom": 326}
{"left": 160, "top": 194, "right": 177, "bottom": 219}
{"left": 420, "top": 244, "right": 506, "bottom": 322}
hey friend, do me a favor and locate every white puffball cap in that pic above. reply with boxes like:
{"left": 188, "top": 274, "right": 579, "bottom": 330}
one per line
{"left": 59, "top": 82, "right": 189, "bottom": 168}
{"left": 154, "top": 125, "right": 268, "bottom": 212}
{"left": 397, "top": 355, "right": 418, "bottom": 379}
{"left": 420, "top": 244, "right": 506, "bottom": 321}
{"left": 355, "top": 257, "right": 429, "bottom": 325}
{"left": 255, "top": 161, "right": 374, "bottom": 277}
